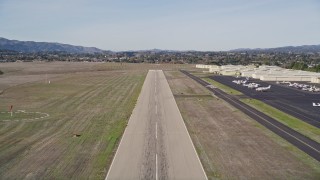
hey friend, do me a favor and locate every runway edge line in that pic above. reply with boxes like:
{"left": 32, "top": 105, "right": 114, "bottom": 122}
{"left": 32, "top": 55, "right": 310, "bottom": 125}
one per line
{"left": 163, "top": 70, "right": 209, "bottom": 180}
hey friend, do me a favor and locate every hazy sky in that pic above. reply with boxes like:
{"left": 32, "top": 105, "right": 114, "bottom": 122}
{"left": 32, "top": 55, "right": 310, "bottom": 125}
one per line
{"left": 1, "top": 0, "right": 320, "bottom": 51}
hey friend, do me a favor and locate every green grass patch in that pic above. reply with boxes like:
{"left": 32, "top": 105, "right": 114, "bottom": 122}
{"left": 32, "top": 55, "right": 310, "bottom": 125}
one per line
{"left": 202, "top": 77, "right": 243, "bottom": 95}
{"left": 241, "top": 98, "right": 320, "bottom": 143}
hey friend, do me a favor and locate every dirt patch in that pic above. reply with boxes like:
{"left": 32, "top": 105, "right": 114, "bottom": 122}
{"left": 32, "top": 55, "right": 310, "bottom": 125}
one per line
{"left": 165, "top": 70, "right": 320, "bottom": 180}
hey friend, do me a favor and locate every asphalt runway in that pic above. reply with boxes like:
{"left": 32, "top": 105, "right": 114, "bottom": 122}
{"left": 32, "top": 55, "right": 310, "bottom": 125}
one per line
{"left": 210, "top": 76, "right": 320, "bottom": 128}
{"left": 106, "top": 70, "right": 207, "bottom": 180}
{"left": 181, "top": 70, "right": 320, "bottom": 162}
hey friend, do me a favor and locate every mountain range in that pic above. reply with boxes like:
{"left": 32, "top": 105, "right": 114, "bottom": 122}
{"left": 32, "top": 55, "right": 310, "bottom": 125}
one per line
{"left": 1, "top": 37, "right": 320, "bottom": 54}
{"left": 0, "top": 37, "right": 104, "bottom": 53}
{"left": 230, "top": 45, "right": 320, "bottom": 53}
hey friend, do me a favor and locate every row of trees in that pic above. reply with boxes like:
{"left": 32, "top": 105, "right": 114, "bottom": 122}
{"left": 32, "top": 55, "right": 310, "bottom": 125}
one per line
{"left": 289, "top": 62, "right": 320, "bottom": 72}
{"left": 1, "top": 49, "right": 320, "bottom": 68}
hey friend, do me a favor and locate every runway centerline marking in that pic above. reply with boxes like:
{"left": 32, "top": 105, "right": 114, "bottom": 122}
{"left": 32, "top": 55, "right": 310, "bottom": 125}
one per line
{"left": 156, "top": 153, "right": 158, "bottom": 180}
{"left": 155, "top": 72, "right": 157, "bottom": 94}
{"left": 156, "top": 122, "right": 158, "bottom": 139}
{"left": 106, "top": 70, "right": 208, "bottom": 179}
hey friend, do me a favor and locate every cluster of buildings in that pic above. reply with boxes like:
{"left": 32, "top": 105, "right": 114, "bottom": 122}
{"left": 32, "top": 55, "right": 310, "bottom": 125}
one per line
{"left": 196, "top": 64, "right": 320, "bottom": 83}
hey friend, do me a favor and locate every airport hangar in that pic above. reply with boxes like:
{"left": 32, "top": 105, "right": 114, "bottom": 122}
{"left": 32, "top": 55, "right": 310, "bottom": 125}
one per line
{"left": 196, "top": 64, "right": 320, "bottom": 83}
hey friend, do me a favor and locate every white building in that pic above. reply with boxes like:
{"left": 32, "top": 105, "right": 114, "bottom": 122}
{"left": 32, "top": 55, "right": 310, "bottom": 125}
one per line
{"left": 195, "top": 64, "right": 320, "bottom": 83}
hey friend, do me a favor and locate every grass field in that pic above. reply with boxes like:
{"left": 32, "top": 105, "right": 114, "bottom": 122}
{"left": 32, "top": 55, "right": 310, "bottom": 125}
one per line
{"left": 0, "top": 62, "right": 155, "bottom": 179}
{"left": 240, "top": 98, "right": 320, "bottom": 143}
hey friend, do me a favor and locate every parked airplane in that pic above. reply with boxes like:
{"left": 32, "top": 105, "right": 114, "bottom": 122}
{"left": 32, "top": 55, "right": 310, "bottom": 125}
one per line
{"left": 232, "top": 79, "right": 247, "bottom": 85}
{"left": 256, "top": 85, "right": 271, "bottom": 92}
{"left": 312, "top": 102, "right": 320, "bottom": 107}
{"left": 284, "top": 82, "right": 320, "bottom": 92}
{"left": 248, "top": 83, "right": 260, "bottom": 89}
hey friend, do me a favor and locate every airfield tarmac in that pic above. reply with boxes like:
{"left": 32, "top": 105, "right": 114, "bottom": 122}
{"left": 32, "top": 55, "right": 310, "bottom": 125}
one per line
{"left": 182, "top": 70, "right": 320, "bottom": 162}
{"left": 210, "top": 76, "right": 320, "bottom": 128}
{"left": 106, "top": 70, "right": 207, "bottom": 180}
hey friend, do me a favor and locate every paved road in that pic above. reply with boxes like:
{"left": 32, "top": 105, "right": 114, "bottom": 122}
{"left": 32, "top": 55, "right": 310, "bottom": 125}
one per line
{"left": 181, "top": 70, "right": 320, "bottom": 162}
{"left": 106, "top": 70, "right": 207, "bottom": 180}
{"left": 211, "top": 76, "right": 320, "bottom": 128}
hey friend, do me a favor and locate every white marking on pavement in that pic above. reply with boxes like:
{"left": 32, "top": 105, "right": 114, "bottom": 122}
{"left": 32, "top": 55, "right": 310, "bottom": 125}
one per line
{"left": 156, "top": 153, "right": 158, "bottom": 180}
{"left": 156, "top": 122, "right": 158, "bottom": 139}
{"left": 105, "top": 111, "right": 131, "bottom": 180}
{"left": 172, "top": 86, "right": 209, "bottom": 180}
{"left": 154, "top": 71, "right": 157, "bottom": 94}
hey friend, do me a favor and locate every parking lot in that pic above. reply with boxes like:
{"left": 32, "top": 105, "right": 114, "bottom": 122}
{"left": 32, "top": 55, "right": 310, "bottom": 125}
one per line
{"left": 210, "top": 75, "right": 320, "bottom": 128}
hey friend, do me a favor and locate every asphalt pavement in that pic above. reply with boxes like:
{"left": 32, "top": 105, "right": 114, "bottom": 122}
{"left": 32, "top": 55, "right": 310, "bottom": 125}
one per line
{"left": 106, "top": 70, "right": 207, "bottom": 180}
{"left": 211, "top": 75, "right": 320, "bottom": 128}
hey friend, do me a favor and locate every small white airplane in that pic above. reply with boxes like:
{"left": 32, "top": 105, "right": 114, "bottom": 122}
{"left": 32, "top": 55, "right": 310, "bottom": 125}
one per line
{"left": 314, "top": 88, "right": 320, "bottom": 92}
{"left": 248, "top": 83, "right": 260, "bottom": 89}
{"left": 312, "top": 102, "right": 320, "bottom": 107}
{"left": 232, "top": 80, "right": 240, "bottom": 84}
{"left": 232, "top": 79, "right": 246, "bottom": 85}
{"left": 256, "top": 85, "right": 271, "bottom": 92}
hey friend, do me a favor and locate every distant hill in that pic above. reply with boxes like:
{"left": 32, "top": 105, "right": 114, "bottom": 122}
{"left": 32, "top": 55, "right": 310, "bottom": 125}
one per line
{"left": 0, "top": 37, "right": 104, "bottom": 53}
{"left": 231, "top": 45, "right": 320, "bottom": 53}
